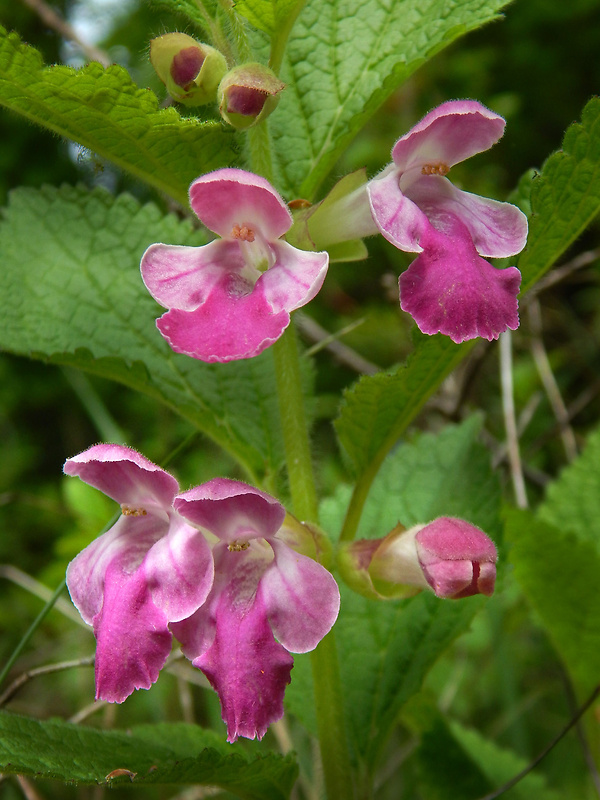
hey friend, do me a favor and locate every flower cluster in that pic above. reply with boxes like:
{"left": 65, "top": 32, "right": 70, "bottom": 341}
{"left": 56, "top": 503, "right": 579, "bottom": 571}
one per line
{"left": 65, "top": 444, "right": 339, "bottom": 742}
{"left": 140, "top": 100, "right": 527, "bottom": 362}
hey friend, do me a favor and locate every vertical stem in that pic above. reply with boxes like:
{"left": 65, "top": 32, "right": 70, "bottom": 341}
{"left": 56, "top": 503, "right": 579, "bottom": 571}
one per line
{"left": 272, "top": 325, "right": 354, "bottom": 800}
{"left": 272, "top": 326, "right": 318, "bottom": 522}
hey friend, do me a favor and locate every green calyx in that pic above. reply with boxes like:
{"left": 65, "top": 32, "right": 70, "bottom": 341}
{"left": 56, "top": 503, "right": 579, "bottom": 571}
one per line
{"left": 150, "top": 32, "right": 227, "bottom": 106}
{"left": 218, "top": 63, "right": 285, "bottom": 130}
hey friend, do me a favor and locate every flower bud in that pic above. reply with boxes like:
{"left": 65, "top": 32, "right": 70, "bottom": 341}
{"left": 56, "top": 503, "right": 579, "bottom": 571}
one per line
{"left": 340, "top": 518, "right": 497, "bottom": 601}
{"left": 150, "top": 33, "right": 227, "bottom": 106}
{"left": 218, "top": 63, "right": 285, "bottom": 129}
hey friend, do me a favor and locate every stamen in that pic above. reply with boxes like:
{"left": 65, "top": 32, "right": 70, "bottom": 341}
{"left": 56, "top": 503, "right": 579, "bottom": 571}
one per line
{"left": 421, "top": 163, "right": 450, "bottom": 176}
{"left": 231, "top": 223, "right": 255, "bottom": 242}
{"left": 228, "top": 539, "right": 250, "bottom": 552}
{"left": 121, "top": 504, "right": 147, "bottom": 516}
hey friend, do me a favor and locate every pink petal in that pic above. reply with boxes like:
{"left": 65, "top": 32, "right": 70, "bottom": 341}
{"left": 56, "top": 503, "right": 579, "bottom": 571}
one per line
{"left": 64, "top": 444, "right": 179, "bottom": 510}
{"left": 407, "top": 175, "right": 528, "bottom": 258}
{"left": 141, "top": 240, "right": 241, "bottom": 312}
{"left": 260, "top": 241, "right": 328, "bottom": 312}
{"left": 391, "top": 100, "right": 506, "bottom": 173}
{"left": 143, "top": 516, "right": 214, "bottom": 622}
{"left": 93, "top": 559, "right": 172, "bottom": 703}
{"left": 66, "top": 513, "right": 168, "bottom": 625}
{"left": 175, "top": 479, "right": 286, "bottom": 543}
{"left": 172, "top": 544, "right": 291, "bottom": 742}
{"left": 415, "top": 517, "right": 497, "bottom": 599}
{"left": 189, "top": 168, "right": 292, "bottom": 241}
{"left": 367, "top": 165, "right": 429, "bottom": 252}
{"left": 399, "top": 212, "right": 521, "bottom": 342}
{"left": 194, "top": 581, "right": 292, "bottom": 742}
{"left": 416, "top": 517, "right": 498, "bottom": 563}
{"left": 258, "top": 539, "right": 340, "bottom": 653}
{"left": 154, "top": 272, "right": 291, "bottom": 362}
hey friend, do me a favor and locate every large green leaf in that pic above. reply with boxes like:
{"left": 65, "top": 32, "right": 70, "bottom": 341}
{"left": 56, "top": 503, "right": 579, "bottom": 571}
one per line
{"left": 235, "top": 0, "right": 300, "bottom": 34}
{"left": 518, "top": 97, "right": 600, "bottom": 294}
{"left": 271, "top": 0, "right": 511, "bottom": 198}
{"left": 505, "top": 508, "right": 600, "bottom": 693}
{"left": 0, "top": 27, "right": 236, "bottom": 206}
{"left": 0, "top": 713, "right": 297, "bottom": 799}
{"left": 538, "top": 423, "right": 600, "bottom": 550}
{"left": 0, "top": 184, "right": 289, "bottom": 480}
{"left": 287, "top": 418, "right": 498, "bottom": 773}
{"left": 406, "top": 707, "right": 562, "bottom": 800}
{"left": 334, "top": 333, "right": 470, "bottom": 477}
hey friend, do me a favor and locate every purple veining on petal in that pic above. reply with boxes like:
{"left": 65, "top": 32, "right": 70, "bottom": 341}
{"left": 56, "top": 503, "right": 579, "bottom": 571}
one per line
{"left": 399, "top": 213, "right": 521, "bottom": 342}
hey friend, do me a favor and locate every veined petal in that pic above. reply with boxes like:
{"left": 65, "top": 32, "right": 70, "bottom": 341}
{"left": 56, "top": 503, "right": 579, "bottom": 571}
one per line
{"left": 194, "top": 580, "right": 292, "bottom": 742}
{"left": 93, "top": 559, "right": 172, "bottom": 703}
{"left": 367, "top": 166, "right": 429, "bottom": 252}
{"left": 259, "top": 539, "right": 340, "bottom": 653}
{"left": 189, "top": 168, "right": 292, "bottom": 241}
{"left": 66, "top": 513, "right": 168, "bottom": 624}
{"left": 141, "top": 240, "right": 244, "bottom": 312}
{"left": 175, "top": 479, "right": 286, "bottom": 543}
{"left": 154, "top": 271, "right": 290, "bottom": 362}
{"left": 391, "top": 100, "right": 505, "bottom": 173}
{"left": 143, "top": 516, "right": 214, "bottom": 622}
{"left": 400, "top": 213, "right": 521, "bottom": 342}
{"left": 407, "top": 175, "right": 528, "bottom": 258}
{"left": 172, "top": 543, "right": 291, "bottom": 742}
{"left": 260, "top": 242, "right": 328, "bottom": 312}
{"left": 64, "top": 444, "right": 179, "bottom": 510}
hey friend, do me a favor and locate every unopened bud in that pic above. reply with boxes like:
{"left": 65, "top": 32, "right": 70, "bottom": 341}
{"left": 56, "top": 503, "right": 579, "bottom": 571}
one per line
{"left": 150, "top": 33, "right": 227, "bottom": 106}
{"left": 218, "top": 63, "right": 285, "bottom": 129}
{"left": 339, "top": 518, "right": 498, "bottom": 601}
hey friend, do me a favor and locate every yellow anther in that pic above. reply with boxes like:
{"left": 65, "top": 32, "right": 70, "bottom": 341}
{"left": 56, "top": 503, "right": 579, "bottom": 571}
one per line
{"left": 421, "top": 163, "right": 450, "bottom": 176}
{"left": 121, "top": 505, "right": 147, "bottom": 517}
{"left": 231, "top": 224, "right": 255, "bottom": 242}
{"left": 228, "top": 540, "right": 250, "bottom": 552}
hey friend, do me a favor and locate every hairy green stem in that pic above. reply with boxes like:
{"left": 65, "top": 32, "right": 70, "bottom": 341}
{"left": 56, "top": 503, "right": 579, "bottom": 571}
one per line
{"left": 248, "top": 121, "right": 275, "bottom": 185}
{"left": 272, "top": 326, "right": 318, "bottom": 521}
{"left": 272, "top": 326, "right": 354, "bottom": 800}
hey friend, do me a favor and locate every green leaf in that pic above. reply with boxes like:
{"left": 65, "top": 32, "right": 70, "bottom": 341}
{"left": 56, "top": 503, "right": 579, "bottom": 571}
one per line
{"left": 414, "top": 715, "right": 492, "bottom": 799}
{"left": 288, "top": 418, "right": 499, "bottom": 771}
{"left": 326, "top": 415, "right": 500, "bottom": 539}
{"left": 0, "top": 27, "right": 236, "bottom": 207}
{"left": 505, "top": 508, "right": 600, "bottom": 693}
{"left": 234, "top": 0, "right": 299, "bottom": 34}
{"left": 448, "top": 720, "right": 563, "bottom": 800}
{"left": 271, "top": 0, "right": 512, "bottom": 198}
{"left": 0, "top": 184, "right": 289, "bottom": 481}
{"left": 0, "top": 713, "right": 297, "bottom": 799}
{"left": 538, "top": 423, "right": 600, "bottom": 550}
{"left": 518, "top": 97, "right": 600, "bottom": 294}
{"left": 334, "top": 333, "right": 471, "bottom": 477}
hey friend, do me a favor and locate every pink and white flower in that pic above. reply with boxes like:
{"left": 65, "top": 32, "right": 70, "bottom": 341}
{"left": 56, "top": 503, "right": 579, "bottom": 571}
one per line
{"left": 367, "top": 100, "right": 528, "bottom": 342}
{"left": 64, "top": 445, "right": 214, "bottom": 703}
{"left": 342, "top": 517, "right": 497, "bottom": 600}
{"left": 141, "top": 168, "right": 329, "bottom": 362}
{"left": 171, "top": 478, "right": 340, "bottom": 742}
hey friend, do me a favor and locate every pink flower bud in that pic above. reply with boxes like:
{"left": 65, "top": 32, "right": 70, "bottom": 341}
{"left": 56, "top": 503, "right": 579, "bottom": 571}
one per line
{"left": 414, "top": 518, "right": 497, "bottom": 599}
{"left": 341, "top": 518, "right": 497, "bottom": 601}
{"left": 150, "top": 33, "right": 227, "bottom": 106}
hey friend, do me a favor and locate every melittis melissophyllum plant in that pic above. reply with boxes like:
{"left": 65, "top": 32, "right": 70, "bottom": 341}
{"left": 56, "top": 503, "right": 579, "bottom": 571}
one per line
{"left": 14, "top": 0, "right": 600, "bottom": 796}
{"left": 60, "top": 81, "right": 516, "bottom": 775}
